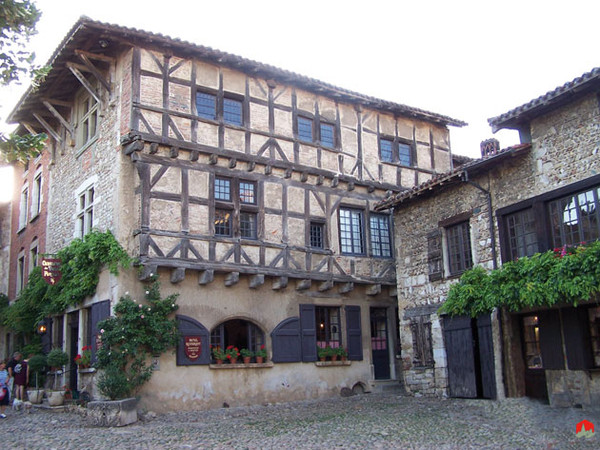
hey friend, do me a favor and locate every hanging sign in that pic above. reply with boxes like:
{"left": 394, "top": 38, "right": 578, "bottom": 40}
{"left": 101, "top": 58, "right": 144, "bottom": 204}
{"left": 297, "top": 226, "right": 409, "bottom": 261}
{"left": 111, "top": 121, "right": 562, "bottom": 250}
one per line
{"left": 184, "top": 336, "right": 202, "bottom": 360}
{"left": 41, "top": 257, "right": 62, "bottom": 285}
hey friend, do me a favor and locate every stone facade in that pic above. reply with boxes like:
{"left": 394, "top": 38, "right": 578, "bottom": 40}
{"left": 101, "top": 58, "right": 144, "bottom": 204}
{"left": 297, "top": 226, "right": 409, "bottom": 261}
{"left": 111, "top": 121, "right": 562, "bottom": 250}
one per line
{"left": 381, "top": 69, "right": 600, "bottom": 405}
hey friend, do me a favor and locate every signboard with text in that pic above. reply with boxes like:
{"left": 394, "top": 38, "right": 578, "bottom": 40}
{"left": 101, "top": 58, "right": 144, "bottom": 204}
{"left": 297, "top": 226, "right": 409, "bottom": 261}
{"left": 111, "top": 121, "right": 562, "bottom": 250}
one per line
{"left": 41, "top": 257, "right": 62, "bottom": 285}
{"left": 184, "top": 336, "right": 202, "bottom": 361}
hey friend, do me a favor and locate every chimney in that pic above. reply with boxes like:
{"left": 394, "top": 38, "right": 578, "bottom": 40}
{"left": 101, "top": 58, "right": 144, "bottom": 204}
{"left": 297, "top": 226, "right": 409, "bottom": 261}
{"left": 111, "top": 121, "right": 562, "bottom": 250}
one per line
{"left": 480, "top": 138, "right": 500, "bottom": 158}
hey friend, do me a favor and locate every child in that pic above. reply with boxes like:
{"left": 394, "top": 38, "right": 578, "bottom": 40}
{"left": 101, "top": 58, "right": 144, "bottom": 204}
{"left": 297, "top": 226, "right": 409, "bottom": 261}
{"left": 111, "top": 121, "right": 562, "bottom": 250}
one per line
{"left": 0, "top": 360, "right": 10, "bottom": 418}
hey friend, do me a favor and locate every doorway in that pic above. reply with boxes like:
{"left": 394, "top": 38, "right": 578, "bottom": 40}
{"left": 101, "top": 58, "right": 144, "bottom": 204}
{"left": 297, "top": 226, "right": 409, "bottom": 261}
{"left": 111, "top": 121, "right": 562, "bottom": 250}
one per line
{"left": 370, "top": 307, "right": 390, "bottom": 379}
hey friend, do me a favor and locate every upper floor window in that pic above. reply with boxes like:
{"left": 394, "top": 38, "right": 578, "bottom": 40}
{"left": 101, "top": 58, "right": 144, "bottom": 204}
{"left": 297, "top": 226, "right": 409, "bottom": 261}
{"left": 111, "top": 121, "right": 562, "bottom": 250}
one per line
{"left": 214, "top": 177, "right": 258, "bottom": 239}
{"left": 298, "top": 116, "right": 313, "bottom": 141}
{"left": 18, "top": 186, "right": 28, "bottom": 230}
{"left": 16, "top": 251, "right": 25, "bottom": 295}
{"left": 446, "top": 221, "right": 473, "bottom": 276}
{"left": 76, "top": 87, "right": 99, "bottom": 149}
{"left": 369, "top": 214, "right": 392, "bottom": 257}
{"left": 309, "top": 221, "right": 325, "bottom": 249}
{"left": 29, "top": 241, "right": 39, "bottom": 275}
{"left": 379, "top": 137, "right": 413, "bottom": 166}
{"left": 549, "top": 186, "right": 600, "bottom": 248}
{"left": 77, "top": 186, "right": 95, "bottom": 238}
{"left": 319, "top": 123, "right": 335, "bottom": 148}
{"left": 31, "top": 170, "right": 42, "bottom": 220}
{"left": 505, "top": 208, "right": 539, "bottom": 260}
{"left": 196, "top": 91, "right": 243, "bottom": 126}
{"left": 297, "top": 115, "right": 336, "bottom": 148}
{"left": 339, "top": 208, "right": 364, "bottom": 255}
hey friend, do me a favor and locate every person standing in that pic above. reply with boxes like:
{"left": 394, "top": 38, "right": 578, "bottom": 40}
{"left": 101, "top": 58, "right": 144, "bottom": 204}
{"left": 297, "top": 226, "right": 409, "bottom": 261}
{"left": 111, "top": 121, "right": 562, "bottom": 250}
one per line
{"left": 0, "top": 360, "right": 10, "bottom": 418}
{"left": 6, "top": 352, "right": 22, "bottom": 400}
{"left": 12, "top": 355, "right": 28, "bottom": 402}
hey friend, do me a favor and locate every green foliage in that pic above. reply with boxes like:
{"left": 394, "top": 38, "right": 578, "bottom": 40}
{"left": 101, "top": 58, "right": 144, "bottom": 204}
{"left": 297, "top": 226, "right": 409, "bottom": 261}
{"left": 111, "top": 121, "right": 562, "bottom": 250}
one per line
{"left": 20, "top": 340, "right": 42, "bottom": 357}
{"left": 441, "top": 241, "right": 600, "bottom": 317}
{"left": 27, "top": 353, "right": 46, "bottom": 388}
{"left": 46, "top": 348, "right": 68, "bottom": 368}
{"left": 0, "top": 132, "right": 46, "bottom": 163}
{"left": 0, "top": 230, "right": 131, "bottom": 334}
{"left": 95, "top": 278, "right": 179, "bottom": 400}
{"left": 0, "top": 0, "right": 41, "bottom": 85}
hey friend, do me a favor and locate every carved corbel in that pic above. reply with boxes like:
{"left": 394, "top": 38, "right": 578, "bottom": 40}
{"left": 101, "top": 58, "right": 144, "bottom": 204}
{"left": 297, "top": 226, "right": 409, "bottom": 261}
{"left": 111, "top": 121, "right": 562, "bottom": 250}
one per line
{"left": 170, "top": 267, "right": 185, "bottom": 284}
{"left": 138, "top": 264, "right": 158, "bottom": 281}
{"left": 339, "top": 282, "right": 354, "bottom": 294}
{"left": 198, "top": 270, "right": 214, "bottom": 285}
{"left": 296, "top": 279, "right": 311, "bottom": 291}
{"left": 249, "top": 274, "right": 265, "bottom": 289}
{"left": 318, "top": 280, "right": 334, "bottom": 292}
{"left": 225, "top": 272, "right": 240, "bottom": 287}
{"left": 366, "top": 284, "right": 381, "bottom": 296}
{"left": 272, "top": 276, "right": 288, "bottom": 290}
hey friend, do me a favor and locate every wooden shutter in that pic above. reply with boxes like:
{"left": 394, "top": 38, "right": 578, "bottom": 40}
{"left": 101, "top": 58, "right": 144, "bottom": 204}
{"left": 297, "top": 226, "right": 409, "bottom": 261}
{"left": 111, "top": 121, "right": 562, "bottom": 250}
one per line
{"left": 176, "top": 315, "right": 210, "bottom": 365}
{"left": 271, "top": 317, "right": 301, "bottom": 362}
{"left": 346, "top": 305, "right": 363, "bottom": 361}
{"left": 562, "top": 307, "right": 593, "bottom": 370}
{"left": 427, "top": 230, "right": 443, "bottom": 281}
{"left": 476, "top": 314, "right": 497, "bottom": 399}
{"left": 300, "top": 304, "right": 317, "bottom": 362}
{"left": 443, "top": 315, "right": 478, "bottom": 398}
{"left": 90, "top": 300, "right": 111, "bottom": 362}
{"left": 538, "top": 310, "right": 565, "bottom": 370}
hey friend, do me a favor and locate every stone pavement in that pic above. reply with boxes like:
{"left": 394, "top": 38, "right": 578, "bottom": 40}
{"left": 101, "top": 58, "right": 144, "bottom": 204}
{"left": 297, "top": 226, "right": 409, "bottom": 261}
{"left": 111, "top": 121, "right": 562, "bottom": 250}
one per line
{"left": 1, "top": 393, "right": 599, "bottom": 449}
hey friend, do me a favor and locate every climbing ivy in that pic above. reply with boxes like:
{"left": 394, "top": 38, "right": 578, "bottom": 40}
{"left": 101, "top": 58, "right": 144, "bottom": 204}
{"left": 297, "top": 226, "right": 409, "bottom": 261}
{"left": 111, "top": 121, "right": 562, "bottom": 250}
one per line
{"left": 1, "top": 230, "right": 131, "bottom": 333}
{"left": 440, "top": 240, "right": 600, "bottom": 317}
{"left": 95, "top": 277, "right": 179, "bottom": 400}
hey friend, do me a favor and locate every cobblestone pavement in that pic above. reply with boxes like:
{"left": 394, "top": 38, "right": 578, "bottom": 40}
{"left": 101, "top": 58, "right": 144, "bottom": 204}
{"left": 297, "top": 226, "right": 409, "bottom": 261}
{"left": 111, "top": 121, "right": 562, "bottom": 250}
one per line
{"left": 1, "top": 393, "right": 599, "bottom": 449}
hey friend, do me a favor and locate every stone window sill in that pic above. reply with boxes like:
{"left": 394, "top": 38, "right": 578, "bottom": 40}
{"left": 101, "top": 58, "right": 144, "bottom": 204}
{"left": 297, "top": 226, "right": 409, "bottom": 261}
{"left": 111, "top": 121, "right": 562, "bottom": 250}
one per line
{"left": 78, "top": 368, "right": 96, "bottom": 374}
{"left": 209, "top": 362, "right": 274, "bottom": 369}
{"left": 315, "top": 361, "right": 351, "bottom": 367}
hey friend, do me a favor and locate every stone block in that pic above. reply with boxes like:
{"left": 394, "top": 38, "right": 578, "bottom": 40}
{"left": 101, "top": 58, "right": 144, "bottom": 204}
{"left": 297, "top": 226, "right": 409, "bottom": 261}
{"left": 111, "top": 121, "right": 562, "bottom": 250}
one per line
{"left": 87, "top": 398, "right": 138, "bottom": 427}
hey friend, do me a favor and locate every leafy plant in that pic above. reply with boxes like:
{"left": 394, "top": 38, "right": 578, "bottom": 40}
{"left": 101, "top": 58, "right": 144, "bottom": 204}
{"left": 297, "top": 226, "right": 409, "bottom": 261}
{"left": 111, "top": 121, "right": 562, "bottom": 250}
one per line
{"left": 225, "top": 346, "right": 240, "bottom": 361}
{"left": 75, "top": 346, "right": 92, "bottom": 367}
{"left": 255, "top": 345, "right": 267, "bottom": 358}
{"left": 317, "top": 346, "right": 333, "bottom": 359}
{"left": 440, "top": 241, "right": 600, "bottom": 317}
{"left": 211, "top": 346, "right": 226, "bottom": 361}
{"left": 46, "top": 348, "right": 68, "bottom": 368}
{"left": 240, "top": 348, "right": 253, "bottom": 358}
{"left": 334, "top": 347, "right": 348, "bottom": 358}
{"left": 94, "top": 278, "right": 179, "bottom": 400}
{"left": 27, "top": 354, "right": 46, "bottom": 389}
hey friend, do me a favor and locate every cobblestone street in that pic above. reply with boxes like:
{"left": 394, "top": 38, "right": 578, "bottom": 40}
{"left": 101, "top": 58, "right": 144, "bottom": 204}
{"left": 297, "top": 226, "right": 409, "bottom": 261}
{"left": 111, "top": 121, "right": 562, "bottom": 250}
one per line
{"left": 1, "top": 393, "right": 599, "bottom": 449}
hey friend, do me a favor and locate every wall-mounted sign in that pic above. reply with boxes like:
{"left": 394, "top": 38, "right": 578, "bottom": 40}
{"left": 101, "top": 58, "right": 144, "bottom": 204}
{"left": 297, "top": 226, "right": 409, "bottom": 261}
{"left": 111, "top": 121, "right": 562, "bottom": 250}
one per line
{"left": 41, "top": 257, "right": 62, "bottom": 285}
{"left": 184, "top": 336, "right": 202, "bottom": 360}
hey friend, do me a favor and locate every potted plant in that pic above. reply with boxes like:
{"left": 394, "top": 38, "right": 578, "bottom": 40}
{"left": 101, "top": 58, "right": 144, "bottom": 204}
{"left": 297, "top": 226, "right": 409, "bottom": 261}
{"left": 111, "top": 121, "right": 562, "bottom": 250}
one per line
{"left": 47, "top": 348, "right": 69, "bottom": 371}
{"left": 75, "top": 345, "right": 92, "bottom": 369}
{"left": 317, "top": 346, "right": 333, "bottom": 361}
{"left": 211, "top": 346, "right": 227, "bottom": 364}
{"left": 27, "top": 354, "right": 46, "bottom": 404}
{"left": 335, "top": 347, "right": 348, "bottom": 361}
{"left": 255, "top": 345, "right": 267, "bottom": 363}
{"left": 240, "top": 348, "right": 253, "bottom": 364}
{"left": 225, "top": 346, "right": 240, "bottom": 364}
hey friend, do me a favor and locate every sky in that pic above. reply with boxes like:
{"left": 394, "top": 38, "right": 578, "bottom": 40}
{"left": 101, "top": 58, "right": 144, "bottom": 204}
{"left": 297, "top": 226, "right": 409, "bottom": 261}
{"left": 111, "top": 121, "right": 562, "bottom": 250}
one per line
{"left": 1, "top": 0, "right": 599, "bottom": 201}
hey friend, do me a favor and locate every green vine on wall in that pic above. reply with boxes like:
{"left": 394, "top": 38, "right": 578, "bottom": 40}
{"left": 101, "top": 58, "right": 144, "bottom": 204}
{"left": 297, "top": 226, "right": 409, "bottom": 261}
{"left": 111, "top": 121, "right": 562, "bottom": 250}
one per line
{"left": 1, "top": 230, "right": 131, "bottom": 334}
{"left": 440, "top": 240, "right": 600, "bottom": 317}
{"left": 95, "top": 277, "right": 179, "bottom": 400}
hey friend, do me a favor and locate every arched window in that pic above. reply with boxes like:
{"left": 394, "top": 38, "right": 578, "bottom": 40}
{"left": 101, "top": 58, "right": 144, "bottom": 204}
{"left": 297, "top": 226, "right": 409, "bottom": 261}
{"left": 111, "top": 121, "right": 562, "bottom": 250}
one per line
{"left": 210, "top": 319, "right": 265, "bottom": 360}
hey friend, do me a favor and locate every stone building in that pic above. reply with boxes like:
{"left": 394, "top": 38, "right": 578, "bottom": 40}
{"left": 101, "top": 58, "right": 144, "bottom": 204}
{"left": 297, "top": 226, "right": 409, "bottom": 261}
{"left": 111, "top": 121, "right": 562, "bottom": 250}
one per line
{"left": 6, "top": 17, "right": 464, "bottom": 411}
{"left": 376, "top": 67, "right": 600, "bottom": 407}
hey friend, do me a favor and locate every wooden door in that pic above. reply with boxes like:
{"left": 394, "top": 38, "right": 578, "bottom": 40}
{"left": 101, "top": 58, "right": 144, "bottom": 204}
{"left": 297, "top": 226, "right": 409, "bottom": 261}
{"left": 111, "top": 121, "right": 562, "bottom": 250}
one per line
{"left": 476, "top": 314, "right": 497, "bottom": 399}
{"left": 443, "top": 315, "right": 477, "bottom": 398}
{"left": 370, "top": 307, "right": 390, "bottom": 380}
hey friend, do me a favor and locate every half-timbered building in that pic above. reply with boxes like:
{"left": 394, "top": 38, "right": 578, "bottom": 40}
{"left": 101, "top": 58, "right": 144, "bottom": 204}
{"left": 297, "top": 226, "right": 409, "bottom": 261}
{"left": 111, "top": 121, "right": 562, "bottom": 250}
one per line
{"left": 7, "top": 17, "right": 465, "bottom": 411}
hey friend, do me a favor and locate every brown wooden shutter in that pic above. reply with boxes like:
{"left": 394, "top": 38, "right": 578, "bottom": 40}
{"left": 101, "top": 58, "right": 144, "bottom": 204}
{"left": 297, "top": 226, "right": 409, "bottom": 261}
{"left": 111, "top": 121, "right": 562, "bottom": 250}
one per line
{"left": 538, "top": 310, "right": 565, "bottom": 370}
{"left": 427, "top": 230, "right": 443, "bottom": 281}
{"left": 562, "top": 307, "right": 593, "bottom": 370}
{"left": 345, "top": 305, "right": 363, "bottom": 361}
{"left": 271, "top": 317, "right": 301, "bottom": 362}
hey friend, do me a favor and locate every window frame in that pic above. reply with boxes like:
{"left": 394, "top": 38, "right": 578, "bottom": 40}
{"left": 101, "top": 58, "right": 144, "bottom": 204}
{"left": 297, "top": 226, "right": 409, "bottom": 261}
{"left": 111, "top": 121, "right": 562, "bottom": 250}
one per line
{"left": 75, "top": 85, "right": 99, "bottom": 151}
{"left": 18, "top": 185, "right": 28, "bottom": 231}
{"left": 76, "top": 185, "right": 95, "bottom": 239}
{"left": 369, "top": 213, "right": 393, "bottom": 258}
{"left": 297, "top": 116, "right": 314, "bottom": 142}
{"left": 213, "top": 176, "right": 259, "bottom": 240}
{"left": 30, "top": 169, "right": 42, "bottom": 221}
{"left": 210, "top": 319, "right": 265, "bottom": 362}
{"left": 410, "top": 315, "right": 434, "bottom": 368}
{"left": 16, "top": 251, "right": 25, "bottom": 295}
{"left": 196, "top": 90, "right": 245, "bottom": 127}
{"left": 379, "top": 136, "right": 414, "bottom": 167}
{"left": 339, "top": 207, "right": 365, "bottom": 255}
{"left": 309, "top": 220, "right": 326, "bottom": 250}
{"left": 315, "top": 306, "right": 342, "bottom": 349}
{"left": 445, "top": 220, "right": 473, "bottom": 277}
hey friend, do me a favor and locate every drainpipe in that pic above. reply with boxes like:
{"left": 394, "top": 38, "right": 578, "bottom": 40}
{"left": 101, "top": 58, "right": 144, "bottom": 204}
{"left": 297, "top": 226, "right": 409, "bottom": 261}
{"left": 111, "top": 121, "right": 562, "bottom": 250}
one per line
{"left": 461, "top": 170, "right": 498, "bottom": 270}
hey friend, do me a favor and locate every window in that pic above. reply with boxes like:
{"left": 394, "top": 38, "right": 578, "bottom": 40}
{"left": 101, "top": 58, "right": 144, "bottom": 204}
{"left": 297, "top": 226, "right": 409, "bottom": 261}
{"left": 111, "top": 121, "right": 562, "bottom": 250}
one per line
{"left": 316, "top": 306, "right": 341, "bottom": 348}
{"left": 505, "top": 208, "right": 539, "bottom": 260}
{"left": 410, "top": 316, "right": 434, "bottom": 367}
{"left": 522, "top": 315, "right": 542, "bottom": 369}
{"left": 31, "top": 171, "right": 42, "bottom": 220}
{"left": 369, "top": 213, "right": 392, "bottom": 257}
{"left": 339, "top": 208, "right": 364, "bottom": 255}
{"left": 77, "top": 186, "right": 95, "bottom": 238}
{"left": 319, "top": 123, "right": 335, "bottom": 148}
{"left": 210, "top": 319, "right": 265, "bottom": 361}
{"left": 16, "top": 252, "right": 25, "bottom": 294}
{"left": 379, "top": 137, "right": 413, "bottom": 166}
{"left": 29, "top": 242, "right": 39, "bottom": 274}
{"left": 446, "top": 221, "right": 473, "bottom": 276}
{"left": 18, "top": 186, "right": 28, "bottom": 230}
{"left": 213, "top": 177, "right": 258, "bottom": 239}
{"left": 427, "top": 230, "right": 443, "bottom": 281}
{"left": 309, "top": 221, "right": 325, "bottom": 249}
{"left": 196, "top": 91, "right": 243, "bottom": 126}
{"left": 76, "top": 88, "right": 99, "bottom": 149}
{"left": 549, "top": 186, "right": 600, "bottom": 248}
{"left": 298, "top": 116, "right": 313, "bottom": 141}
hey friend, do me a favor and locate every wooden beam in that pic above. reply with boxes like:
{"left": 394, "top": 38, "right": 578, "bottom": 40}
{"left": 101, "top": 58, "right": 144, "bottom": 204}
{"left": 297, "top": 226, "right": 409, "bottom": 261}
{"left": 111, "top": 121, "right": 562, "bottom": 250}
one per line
{"left": 318, "top": 280, "right": 334, "bottom": 292}
{"left": 22, "top": 122, "right": 39, "bottom": 135}
{"left": 149, "top": 143, "right": 159, "bottom": 154}
{"left": 41, "top": 97, "right": 73, "bottom": 108}
{"left": 225, "top": 272, "right": 240, "bottom": 287}
{"left": 389, "top": 286, "right": 398, "bottom": 297}
{"left": 296, "top": 279, "right": 311, "bottom": 291}
{"left": 74, "top": 49, "right": 115, "bottom": 64}
{"left": 123, "top": 139, "right": 144, "bottom": 155}
{"left": 339, "top": 282, "right": 354, "bottom": 294}
{"left": 272, "top": 276, "right": 288, "bottom": 290}
{"left": 366, "top": 284, "right": 381, "bottom": 296}
{"left": 67, "top": 63, "right": 102, "bottom": 104}
{"left": 33, "top": 113, "right": 61, "bottom": 143}
{"left": 249, "top": 274, "right": 265, "bottom": 289}
{"left": 170, "top": 267, "right": 185, "bottom": 284}
{"left": 198, "top": 269, "right": 214, "bottom": 285}
{"left": 75, "top": 50, "right": 112, "bottom": 93}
